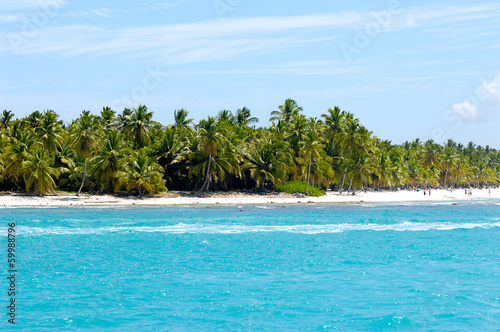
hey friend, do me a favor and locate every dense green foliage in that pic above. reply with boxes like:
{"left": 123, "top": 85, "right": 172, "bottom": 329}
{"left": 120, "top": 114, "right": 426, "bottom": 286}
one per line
{"left": 277, "top": 181, "right": 326, "bottom": 197}
{"left": 0, "top": 101, "right": 499, "bottom": 196}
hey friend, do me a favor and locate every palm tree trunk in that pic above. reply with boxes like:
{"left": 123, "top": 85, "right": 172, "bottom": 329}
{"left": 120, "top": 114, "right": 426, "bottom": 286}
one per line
{"left": 200, "top": 152, "right": 212, "bottom": 192}
{"left": 306, "top": 154, "right": 312, "bottom": 196}
{"left": 331, "top": 134, "right": 335, "bottom": 157}
{"left": 444, "top": 170, "right": 448, "bottom": 188}
{"left": 77, "top": 158, "right": 87, "bottom": 196}
{"left": 339, "top": 167, "right": 348, "bottom": 193}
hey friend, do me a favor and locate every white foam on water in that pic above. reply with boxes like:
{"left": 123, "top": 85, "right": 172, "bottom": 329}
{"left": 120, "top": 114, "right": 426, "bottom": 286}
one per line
{"left": 9, "top": 221, "right": 500, "bottom": 236}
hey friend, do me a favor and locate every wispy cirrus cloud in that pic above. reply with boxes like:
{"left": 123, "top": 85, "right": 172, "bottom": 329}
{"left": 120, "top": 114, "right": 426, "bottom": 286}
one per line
{"left": 0, "top": 14, "right": 24, "bottom": 23}
{"left": 1, "top": 3, "right": 499, "bottom": 64}
{"left": 68, "top": 9, "right": 113, "bottom": 19}
{"left": 1, "top": 0, "right": 67, "bottom": 11}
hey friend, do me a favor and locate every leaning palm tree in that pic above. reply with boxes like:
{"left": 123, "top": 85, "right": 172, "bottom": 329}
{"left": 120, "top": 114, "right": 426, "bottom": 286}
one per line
{"left": 21, "top": 148, "right": 61, "bottom": 195}
{"left": 189, "top": 145, "right": 240, "bottom": 191}
{"left": 299, "top": 130, "right": 324, "bottom": 196}
{"left": 70, "top": 111, "right": 101, "bottom": 196}
{"left": 114, "top": 150, "right": 166, "bottom": 196}
{"left": 195, "top": 116, "right": 227, "bottom": 192}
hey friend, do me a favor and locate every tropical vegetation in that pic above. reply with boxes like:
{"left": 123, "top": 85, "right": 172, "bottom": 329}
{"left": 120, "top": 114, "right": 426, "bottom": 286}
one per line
{"left": 0, "top": 100, "right": 499, "bottom": 196}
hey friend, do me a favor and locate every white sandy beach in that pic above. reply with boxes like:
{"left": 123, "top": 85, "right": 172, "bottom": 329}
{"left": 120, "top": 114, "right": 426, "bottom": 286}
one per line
{"left": 0, "top": 188, "right": 498, "bottom": 206}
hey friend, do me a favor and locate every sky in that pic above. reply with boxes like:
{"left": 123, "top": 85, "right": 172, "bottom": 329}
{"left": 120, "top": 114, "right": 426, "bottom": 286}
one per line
{"left": 1, "top": 0, "right": 500, "bottom": 147}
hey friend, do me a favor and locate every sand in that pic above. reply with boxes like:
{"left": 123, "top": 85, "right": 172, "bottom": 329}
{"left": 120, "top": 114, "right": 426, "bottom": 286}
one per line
{"left": 0, "top": 188, "right": 498, "bottom": 207}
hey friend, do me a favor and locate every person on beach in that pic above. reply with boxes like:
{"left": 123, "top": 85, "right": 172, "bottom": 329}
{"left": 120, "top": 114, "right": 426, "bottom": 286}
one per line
{"left": 428, "top": 189, "right": 431, "bottom": 197}
{"left": 424, "top": 190, "right": 426, "bottom": 196}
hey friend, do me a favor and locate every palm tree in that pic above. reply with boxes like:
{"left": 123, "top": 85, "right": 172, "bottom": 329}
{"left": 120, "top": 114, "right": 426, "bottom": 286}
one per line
{"left": 91, "top": 130, "right": 127, "bottom": 191}
{"left": 290, "top": 114, "right": 309, "bottom": 150}
{"left": 322, "top": 106, "right": 344, "bottom": 156}
{"left": 236, "top": 107, "right": 259, "bottom": 127}
{"left": 189, "top": 144, "right": 240, "bottom": 191}
{"left": 216, "top": 109, "right": 235, "bottom": 124}
{"left": 118, "top": 108, "right": 133, "bottom": 129}
{"left": 153, "top": 126, "right": 189, "bottom": 187}
{"left": 195, "top": 116, "right": 227, "bottom": 192}
{"left": 3, "top": 132, "right": 35, "bottom": 189}
{"left": 347, "top": 150, "right": 377, "bottom": 194}
{"left": 421, "top": 140, "right": 442, "bottom": 168}
{"left": 375, "top": 150, "right": 395, "bottom": 189}
{"left": 173, "top": 109, "right": 193, "bottom": 128}
{"left": 114, "top": 150, "right": 166, "bottom": 196}
{"left": 100, "top": 107, "right": 116, "bottom": 131}
{"left": 269, "top": 98, "right": 302, "bottom": 124}
{"left": 441, "top": 146, "right": 459, "bottom": 187}
{"left": 21, "top": 148, "right": 61, "bottom": 195}
{"left": 299, "top": 130, "right": 324, "bottom": 196}
{"left": 34, "top": 110, "right": 65, "bottom": 157}
{"left": 243, "top": 135, "right": 293, "bottom": 189}
{"left": 0, "top": 110, "right": 14, "bottom": 130}
{"left": 70, "top": 111, "right": 101, "bottom": 196}
{"left": 125, "top": 105, "right": 153, "bottom": 147}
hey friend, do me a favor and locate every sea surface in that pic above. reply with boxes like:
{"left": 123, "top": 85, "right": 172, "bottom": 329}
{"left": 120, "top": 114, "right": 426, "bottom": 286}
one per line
{"left": 1, "top": 200, "right": 500, "bottom": 331}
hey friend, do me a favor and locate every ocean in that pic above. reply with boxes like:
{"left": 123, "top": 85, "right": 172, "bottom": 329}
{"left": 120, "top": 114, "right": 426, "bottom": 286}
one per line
{"left": 1, "top": 200, "right": 499, "bottom": 331}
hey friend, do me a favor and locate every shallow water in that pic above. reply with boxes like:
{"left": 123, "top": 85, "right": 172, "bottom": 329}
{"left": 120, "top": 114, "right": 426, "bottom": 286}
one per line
{"left": 1, "top": 201, "right": 500, "bottom": 330}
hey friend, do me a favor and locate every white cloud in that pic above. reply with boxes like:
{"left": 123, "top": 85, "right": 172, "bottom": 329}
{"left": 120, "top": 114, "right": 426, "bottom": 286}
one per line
{"left": 449, "top": 101, "right": 479, "bottom": 120}
{"left": 477, "top": 71, "right": 500, "bottom": 102}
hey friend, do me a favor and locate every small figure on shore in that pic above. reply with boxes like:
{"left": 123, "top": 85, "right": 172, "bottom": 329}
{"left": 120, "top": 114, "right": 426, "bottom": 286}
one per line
{"left": 489, "top": 189, "right": 491, "bottom": 195}
{"left": 469, "top": 190, "right": 472, "bottom": 196}
{"left": 465, "top": 189, "right": 467, "bottom": 195}
{"left": 428, "top": 189, "right": 431, "bottom": 197}
{"left": 424, "top": 190, "right": 426, "bottom": 196}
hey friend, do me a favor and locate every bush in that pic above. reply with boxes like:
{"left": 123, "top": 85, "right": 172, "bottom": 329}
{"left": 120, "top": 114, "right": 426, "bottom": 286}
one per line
{"left": 276, "top": 181, "right": 326, "bottom": 197}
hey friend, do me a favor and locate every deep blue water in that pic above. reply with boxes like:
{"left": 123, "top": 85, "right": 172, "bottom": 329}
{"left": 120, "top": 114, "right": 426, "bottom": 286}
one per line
{"left": 1, "top": 200, "right": 500, "bottom": 331}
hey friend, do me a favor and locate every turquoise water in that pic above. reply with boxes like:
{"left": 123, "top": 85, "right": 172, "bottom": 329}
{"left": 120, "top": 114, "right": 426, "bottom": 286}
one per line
{"left": 1, "top": 200, "right": 500, "bottom": 331}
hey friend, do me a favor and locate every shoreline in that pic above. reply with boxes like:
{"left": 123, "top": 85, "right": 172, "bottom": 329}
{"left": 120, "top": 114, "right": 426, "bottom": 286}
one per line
{"left": 1, "top": 189, "right": 499, "bottom": 207}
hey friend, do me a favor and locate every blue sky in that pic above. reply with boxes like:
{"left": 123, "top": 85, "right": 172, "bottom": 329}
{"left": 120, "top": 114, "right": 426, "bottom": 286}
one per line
{"left": 1, "top": 0, "right": 500, "bottom": 147}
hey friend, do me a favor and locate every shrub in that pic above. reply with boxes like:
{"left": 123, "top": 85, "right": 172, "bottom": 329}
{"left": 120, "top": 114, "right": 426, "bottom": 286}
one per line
{"left": 276, "top": 181, "right": 326, "bottom": 197}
